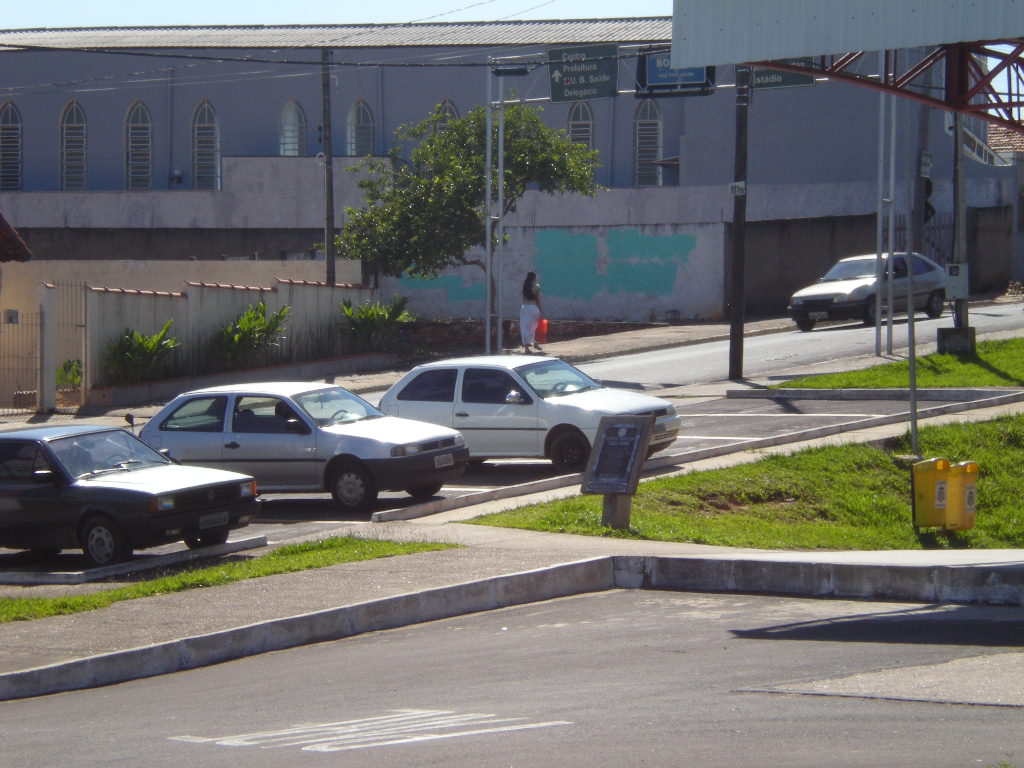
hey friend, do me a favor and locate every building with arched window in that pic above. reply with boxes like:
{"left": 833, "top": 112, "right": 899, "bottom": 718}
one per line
{"left": 59, "top": 101, "right": 86, "bottom": 190}
{"left": 0, "top": 102, "right": 21, "bottom": 191}
{"left": 125, "top": 101, "right": 152, "bottom": 190}
{"left": 345, "top": 100, "right": 374, "bottom": 156}
{"left": 279, "top": 100, "right": 307, "bottom": 157}
{"left": 0, "top": 19, "right": 1017, "bottom": 321}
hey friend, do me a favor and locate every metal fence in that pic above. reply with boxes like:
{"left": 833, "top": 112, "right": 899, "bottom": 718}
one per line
{"left": 0, "top": 310, "right": 39, "bottom": 415}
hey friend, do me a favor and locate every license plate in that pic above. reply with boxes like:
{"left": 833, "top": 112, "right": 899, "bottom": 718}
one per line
{"left": 199, "top": 510, "right": 229, "bottom": 529}
{"left": 809, "top": 311, "right": 828, "bottom": 320}
{"left": 434, "top": 453, "right": 455, "bottom": 469}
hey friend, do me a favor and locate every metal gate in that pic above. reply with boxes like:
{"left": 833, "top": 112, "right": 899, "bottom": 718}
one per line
{"left": 0, "top": 282, "right": 87, "bottom": 418}
{"left": 52, "top": 281, "right": 87, "bottom": 413}
{"left": 0, "top": 309, "right": 40, "bottom": 415}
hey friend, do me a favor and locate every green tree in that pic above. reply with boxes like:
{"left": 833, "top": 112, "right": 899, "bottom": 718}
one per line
{"left": 336, "top": 101, "right": 599, "bottom": 279}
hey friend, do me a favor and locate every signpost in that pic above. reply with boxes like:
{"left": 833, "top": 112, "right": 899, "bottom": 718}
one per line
{"left": 751, "top": 59, "right": 816, "bottom": 89}
{"left": 636, "top": 51, "right": 715, "bottom": 97}
{"left": 582, "top": 415, "right": 654, "bottom": 529}
{"left": 547, "top": 43, "right": 618, "bottom": 103}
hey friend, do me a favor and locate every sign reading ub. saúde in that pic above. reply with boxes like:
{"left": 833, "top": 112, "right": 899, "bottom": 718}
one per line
{"left": 547, "top": 43, "right": 618, "bottom": 103}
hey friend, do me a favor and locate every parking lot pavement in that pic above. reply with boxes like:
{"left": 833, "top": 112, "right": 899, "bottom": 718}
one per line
{"left": 1, "top": 312, "right": 1023, "bottom": 701}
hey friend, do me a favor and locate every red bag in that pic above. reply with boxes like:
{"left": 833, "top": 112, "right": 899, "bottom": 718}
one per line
{"left": 535, "top": 317, "right": 548, "bottom": 344}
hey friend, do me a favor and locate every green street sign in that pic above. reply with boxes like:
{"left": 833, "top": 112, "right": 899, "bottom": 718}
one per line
{"left": 547, "top": 43, "right": 618, "bottom": 103}
{"left": 751, "top": 59, "right": 816, "bottom": 89}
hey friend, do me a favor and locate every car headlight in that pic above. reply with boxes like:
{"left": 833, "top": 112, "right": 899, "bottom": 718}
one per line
{"left": 240, "top": 480, "right": 257, "bottom": 498}
{"left": 155, "top": 495, "right": 175, "bottom": 511}
{"left": 790, "top": 297, "right": 803, "bottom": 307}
{"left": 453, "top": 433, "right": 465, "bottom": 447}
{"left": 390, "top": 444, "right": 422, "bottom": 457}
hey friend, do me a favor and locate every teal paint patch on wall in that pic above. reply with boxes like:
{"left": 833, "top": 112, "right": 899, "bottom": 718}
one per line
{"left": 533, "top": 228, "right": 697, "bottom": 300}
{"left": 398, "top": 274, "right": 484, "bottom": 302}
{"left": 533, "top": 230, "right": 603, "bottom": 300}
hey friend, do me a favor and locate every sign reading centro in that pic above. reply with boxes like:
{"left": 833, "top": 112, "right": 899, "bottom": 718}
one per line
{"left": 547, "top": 43, "right": 618, "bottom": 103}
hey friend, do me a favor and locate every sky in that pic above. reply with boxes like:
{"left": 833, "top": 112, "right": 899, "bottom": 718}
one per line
{"left": 4, "top": 0, "right": 673, "bottom": 30}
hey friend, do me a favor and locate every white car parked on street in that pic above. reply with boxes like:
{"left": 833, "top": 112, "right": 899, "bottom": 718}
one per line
{"left": 138, "top": 382, "right": 469, "bottom": 511}
{"left": 378, "top": 356, "right": 681, "bottom": 471}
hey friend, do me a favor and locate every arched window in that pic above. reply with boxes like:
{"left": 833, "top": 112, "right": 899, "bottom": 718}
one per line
{"left": 633, "top": 99, "right": 662, "bottom": 187}
{"left": 279, "top": 99, "right": 307, "bottom": 156}
{"left": 125, "top": 101, "right": 152, "bottom": 190}
{"left": 346, "top": 100, "right": 374, "bottom": 156}
{"left": 567, "top": 101, "right": 594, "bottom": 148}
{"left": 435, "top": 99, "right": 459, "bottom": 131}
{"left": 192, "top": 100, "right": 220, "bottom": 190}
{"left": 0, "top": 101, "right": 22, "bottom": 191}
{"left": 60, "top": 100, "right": 87, "bottom": 190}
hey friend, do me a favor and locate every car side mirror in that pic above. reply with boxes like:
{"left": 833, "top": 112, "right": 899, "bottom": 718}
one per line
{"left": 285, "top": 418, "right": 312, "bottom": 435}
{"left": 505, "top": 390, "right": 523, "bottom": 404}
{"left": 32, "top": 468, "right": 57, "bottom": 484}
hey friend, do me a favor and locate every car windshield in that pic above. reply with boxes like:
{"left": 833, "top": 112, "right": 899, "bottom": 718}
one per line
{"left": 518, "top": 359, "right": 603, "bottom": 398}
{"left": 294, "top": 386, "right": 384, "bottom": 426}
{"left": 49, "top": 429, "right": 170, "bottom": 479}
{"left": 820, "top": 258, "right": 879, "bottom": 281}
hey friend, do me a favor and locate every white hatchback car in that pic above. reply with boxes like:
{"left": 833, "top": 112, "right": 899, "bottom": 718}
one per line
{"left": 138, "top": 382, "right": 469, "bottom": 511}
{"left": 378, "top": 356, "right": 681, "bottom": 471}
{"left": 787, "top": 251, "right": 946, "bottom": 332}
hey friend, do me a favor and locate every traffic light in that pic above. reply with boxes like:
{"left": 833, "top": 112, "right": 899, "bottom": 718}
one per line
{"left": 924, "top": 178, "right": 936, "bottom": 222}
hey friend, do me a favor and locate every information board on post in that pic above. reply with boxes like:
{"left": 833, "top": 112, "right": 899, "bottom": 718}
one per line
{"left": 635, "top": 51, "right": 715, "bottom": 97}
{"left": 581, "top": 415, "right": 654, "bottom": 496}
{"left": 547, "top": 43, "right": 618, "bottom": 103}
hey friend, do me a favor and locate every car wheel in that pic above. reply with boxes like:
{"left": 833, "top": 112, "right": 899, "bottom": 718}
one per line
{"left": 80, "top": 515, "right": 130, "bottom": 567}
{"left": 330, "top": 462, "right": 378, "bottom": 511}
{"left": 185, "top": 529, "right": 230, "bottom": 549}
{"left": 795, "top": 317, "right": 815, "bottom": 332}
{"left": 925, "top": 290, "right": 945, "bottom": 319}
{"left": 406, "top": 483, "right": 443, "bottom": 500}
{"left": 550, "top": 431, "right": 590, "bottom": 472}
{"left": 862, "top": 296, "right": 877, "bottom": 325}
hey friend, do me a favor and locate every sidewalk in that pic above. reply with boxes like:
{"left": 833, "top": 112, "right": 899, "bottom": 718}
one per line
{"left": 0, "top": 311, "right": 1023, "bottom": 702}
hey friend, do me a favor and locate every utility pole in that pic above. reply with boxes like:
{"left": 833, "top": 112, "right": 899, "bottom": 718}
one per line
{"left": 321, "top": 48, "right": 336, "bottom": 286}
{"left": 728, "top": 65, "right": 750, "bottom": 381}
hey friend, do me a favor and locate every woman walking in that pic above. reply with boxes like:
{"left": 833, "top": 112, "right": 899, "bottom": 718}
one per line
{"left": 520, "top": 271, "right": 544, "bottom": 353}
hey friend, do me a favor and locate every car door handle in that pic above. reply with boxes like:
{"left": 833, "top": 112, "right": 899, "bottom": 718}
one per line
{"left": 224, "top": 441, "right": 240, "bottom": 449}
{"left": 455, "top": 412, "right": 469, "bottom": 418}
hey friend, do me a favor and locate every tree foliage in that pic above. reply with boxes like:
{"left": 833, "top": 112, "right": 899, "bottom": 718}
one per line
{"left": 336, "top": 101, "right": 599, "bottom": 279}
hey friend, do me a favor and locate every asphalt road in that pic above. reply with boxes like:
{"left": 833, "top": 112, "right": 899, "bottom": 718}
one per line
{"left": 3, "top": 590, "right": 1021, "bottom": 768}
{"left": 580, "top": 301, "right": 1024, "bottom": 388}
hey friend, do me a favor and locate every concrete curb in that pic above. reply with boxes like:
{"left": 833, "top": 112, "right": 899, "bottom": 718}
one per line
{"left": 0, "top": 557, "right": 615, "bottom": 701}
{"left": 0, "top": 536, "right": 269, "bottom": 586}
{"left": 728, "top": 388, "right": 1024, "bottom": 403}
{"left": 4, "top": 552, "right": 1022, "bottom": 701}
{"left": 374, "top": 388, "right": 1024, "bottom": 524}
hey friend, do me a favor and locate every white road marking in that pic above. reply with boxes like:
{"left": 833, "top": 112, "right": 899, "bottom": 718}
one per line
{"left": 171, "top": 708, "right": 571, "bottom": 753}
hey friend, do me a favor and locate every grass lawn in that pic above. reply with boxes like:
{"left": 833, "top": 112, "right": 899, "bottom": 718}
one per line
{"left": 0, "top": 535, "right": 457, "bottom": 623}
{"left": 468, "top": 339, "right": 1024, "bottom": 551}
{"left": 776, "top": 337, "right": 1024, "bottom": 389}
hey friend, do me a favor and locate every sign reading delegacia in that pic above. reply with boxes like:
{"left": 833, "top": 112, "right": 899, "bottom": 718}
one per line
{"left": 547, "top": 44, "right": 619, "bottom": 103}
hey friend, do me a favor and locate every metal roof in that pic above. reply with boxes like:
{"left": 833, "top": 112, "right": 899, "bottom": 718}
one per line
{"left": 0, "top": 18, "right": 671, "bottom": 51}
{"left": 671, "top": 0, "right": 1024, "bottom": 68}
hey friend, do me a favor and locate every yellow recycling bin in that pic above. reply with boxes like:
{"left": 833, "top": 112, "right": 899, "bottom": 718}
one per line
{"left": 945, "top": 461, "right": 979, "bottom": 531}
{"left": 912, "top": 457, "right": 950, "bottom": 528}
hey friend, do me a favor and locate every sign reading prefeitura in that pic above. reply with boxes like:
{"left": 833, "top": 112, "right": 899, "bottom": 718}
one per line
{"left": 547, "top": 43, "right": 618, "bottom": 103}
